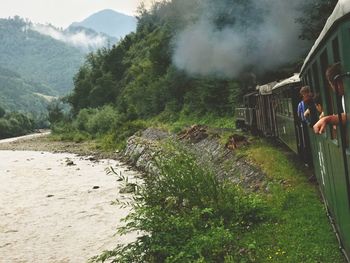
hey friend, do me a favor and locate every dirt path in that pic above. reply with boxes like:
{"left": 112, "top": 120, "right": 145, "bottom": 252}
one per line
{"left": 0, "top": 135, "right": 139, "bottom": 263}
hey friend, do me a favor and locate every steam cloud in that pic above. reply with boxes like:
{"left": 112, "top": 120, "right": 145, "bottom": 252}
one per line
{"left": 173, "top": 0, "right": 308, "bottom": 78}
{"left": 32, "top": 24, "right": 107, "bottom": 51}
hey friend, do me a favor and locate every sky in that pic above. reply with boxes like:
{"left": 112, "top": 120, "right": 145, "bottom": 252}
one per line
{"left": 0, "top": 0, "right": 157, "bottom": 28}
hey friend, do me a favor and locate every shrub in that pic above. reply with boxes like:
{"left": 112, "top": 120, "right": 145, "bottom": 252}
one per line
{"left": 75, "top": 108, "right": 96, "bottom": 131}
{"left": 0, "top": 112, "right": 34, "bottom": 139}
{"left": 86, "top": 105, "right": 119, "bottom": 135}
{"left": 92, "top": 146, "right": 267, "bottom": 262}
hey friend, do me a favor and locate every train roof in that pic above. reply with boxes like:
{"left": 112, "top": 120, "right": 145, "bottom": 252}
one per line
{"left": 256, "top": 81, "right": 277, "bottom": 95}
{"left": 272, "top": 74, "right": 300, "bottom": 91}
{"left": 301, "top": 0, "right": 350, "bottom": 73}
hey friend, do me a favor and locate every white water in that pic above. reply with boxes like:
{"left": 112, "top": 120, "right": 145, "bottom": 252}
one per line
{"left": 0, "top": 149, "right": 139, "bottom": 262}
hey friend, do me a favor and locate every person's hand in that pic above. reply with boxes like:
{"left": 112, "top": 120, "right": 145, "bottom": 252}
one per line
{"left": 304, "top": 109, "right": 310, "bottom": 117}
{"left": 313, "top": 117, "right": 328, "bottom": 134}
{"left": 313, "top": 115, "right": 337, "bottom": 134}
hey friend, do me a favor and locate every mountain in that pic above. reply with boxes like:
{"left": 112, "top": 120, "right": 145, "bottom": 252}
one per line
{"left": 0, "top": 16, "right": 84, "bottom": 96}
{"left": 0, "top": 66, "right": 57, "bottom": 114}
{"left": 69, "top": 9, "right": 137, "bottom": 39}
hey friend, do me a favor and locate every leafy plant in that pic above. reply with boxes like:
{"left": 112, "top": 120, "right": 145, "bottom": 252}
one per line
{"left": 92, "top": 145, "right": 268, "bottom": 262}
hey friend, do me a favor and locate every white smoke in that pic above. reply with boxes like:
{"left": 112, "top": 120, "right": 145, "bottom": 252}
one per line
{"left": 31, "top": 24, "right": 107, "bottom": 51}
{"left": 173, "top": 20, "right": 248, "bottom": 77}
{"left": 173, "top": 0, "right": 308, "bottom": 78}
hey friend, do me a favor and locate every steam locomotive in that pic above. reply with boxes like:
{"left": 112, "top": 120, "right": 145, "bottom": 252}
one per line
{"left": 235, "top": 1, "right": 350, "bottom": 260}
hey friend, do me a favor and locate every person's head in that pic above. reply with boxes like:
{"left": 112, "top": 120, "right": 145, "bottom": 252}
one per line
{"left": 300, "top": 86, "right": 312, "bottom": 102}
{"left": 326, "top": 62, "right": 344, "bottom": 95}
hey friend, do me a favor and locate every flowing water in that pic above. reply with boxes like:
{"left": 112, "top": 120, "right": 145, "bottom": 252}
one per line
{"left": 0, "top": 135, "right": 139, "bottom": 263}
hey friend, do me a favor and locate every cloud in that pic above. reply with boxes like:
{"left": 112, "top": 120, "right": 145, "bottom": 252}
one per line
{"left": 32, "top": 24, "right": 107, "bottom": 51}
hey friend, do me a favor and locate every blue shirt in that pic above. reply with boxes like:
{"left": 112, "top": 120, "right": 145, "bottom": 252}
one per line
{"left": 297, "top": 101, "right": 307, "bottom": 122}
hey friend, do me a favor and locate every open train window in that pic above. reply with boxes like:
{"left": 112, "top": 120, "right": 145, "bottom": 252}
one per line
{"left": 320, "top": 50, "right": 337, "bottom": 140}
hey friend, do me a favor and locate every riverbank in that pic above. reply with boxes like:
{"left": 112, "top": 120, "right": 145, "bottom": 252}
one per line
{"left": 0, "top": 134, "right": 139, "bottom": 263}
{"left": 0, "top": 133, "right": 117, "bottom": 159}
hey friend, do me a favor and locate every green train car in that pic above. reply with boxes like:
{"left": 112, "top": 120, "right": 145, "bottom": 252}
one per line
{"left": 272, "top": 74, "right": 301, "bottom": 155}
{"left": 300, "top": 1, "right": 350, "bottom": 260}
{"left": 235, "top": 2, "right": 350, "bottom": 259}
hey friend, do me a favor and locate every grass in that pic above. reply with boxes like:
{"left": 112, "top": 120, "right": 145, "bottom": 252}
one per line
{"left": 149, "top": 113, "right": 235, "bottom": 133}
{"left": 237, "top": 139, "right": 345, "bottom": 262}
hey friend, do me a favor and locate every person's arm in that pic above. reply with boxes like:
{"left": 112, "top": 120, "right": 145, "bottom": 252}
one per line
{"left": 313, "top": 113, "right": 346, "bottom": 134}
{"left": 304, "top": 108, "right": 310, "bottom": 117}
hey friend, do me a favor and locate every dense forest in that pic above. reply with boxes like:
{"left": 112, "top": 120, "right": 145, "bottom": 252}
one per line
{"left": 0, "top": 16, "right": 87, "bottom": 138}
{"left": 0, "top": 16, "right": 84, "bottom": 95}
{"left": 0, "top": 66, "right": 55, "bottom": 114}
{"left": 54, "top": 0, "right": 337, "bottom": 146}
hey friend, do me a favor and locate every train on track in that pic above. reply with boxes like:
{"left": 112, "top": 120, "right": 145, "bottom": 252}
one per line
{"left": 235, "top": 1, "right": 350, "bottom": 260}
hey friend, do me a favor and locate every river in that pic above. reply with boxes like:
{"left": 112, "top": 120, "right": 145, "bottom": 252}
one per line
{"left": 0, "top": 134, "right": 139, "bottom": 263}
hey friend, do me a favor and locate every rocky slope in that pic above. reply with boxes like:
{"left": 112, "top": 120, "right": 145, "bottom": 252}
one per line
{"left": 123, "top": 126, "right": 266, "bottom": 192}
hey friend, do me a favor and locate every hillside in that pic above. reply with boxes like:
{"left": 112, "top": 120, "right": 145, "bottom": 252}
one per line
{"left": 0, "top": 16, "right": 84, "bottom": 95}
{"left": 0, "top": 66, "right": 56, "bottom": 114}
{"left": 70, "top": 9, "right": 136, "bottom": 39}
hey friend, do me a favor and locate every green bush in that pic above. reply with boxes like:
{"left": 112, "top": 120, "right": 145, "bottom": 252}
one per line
{"left": 0, "top": 112, "right": 34, "bottom": 139}
{"left": 92, "top": 146, "right": 267, "bottom": 262}
{"left": 74, "top": 105, "right": 119, "bottom": 136}
{"left": 86, "top": 105, "right": 119, "bottom": 135}
{"left": 0, "top": 118, "right": 11, "bottom": 138}
{"left": 74, "top": 108, "right": 95, "bottom": 131}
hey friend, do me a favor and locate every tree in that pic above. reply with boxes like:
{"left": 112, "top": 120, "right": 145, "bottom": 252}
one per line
{"left": 0, "top": 105, "right": 5, "bottom": 118}
{"left": 297, "top": 0, "right": 338, "bottom": 41}
{"left": 47, "top": 101, "right": 64, "bottom": 124}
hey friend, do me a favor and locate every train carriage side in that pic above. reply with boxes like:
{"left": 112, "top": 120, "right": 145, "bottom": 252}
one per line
{"left": 300, "top": 2, "right": 350, "bottom": 259}
{"left": 255, "top": 82, "right": 277, "bottom": 137}
{"left": 235, "top": 92, "right": 257, "bottom": 131}
{"left": 272, "top": 75, "right": 301, "bottom": 155}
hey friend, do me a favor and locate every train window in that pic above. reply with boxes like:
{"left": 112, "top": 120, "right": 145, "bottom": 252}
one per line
{"left": 278, "top": 99, "right": 282, "bottom": 114}
{"left": 288, "top": 99, "right": 293, "bottom": 117}
{"left": 320, "top": 50, "right": 337, "bottom": 139}
{"left": 332, "top": 37, "right": 340, "bottom": 62}
{"left": 284, "top": 99, "right": 289, "bottom": 116}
